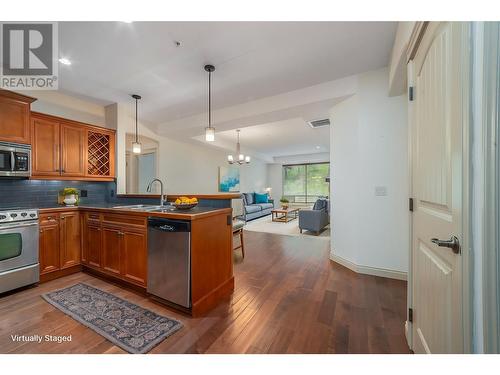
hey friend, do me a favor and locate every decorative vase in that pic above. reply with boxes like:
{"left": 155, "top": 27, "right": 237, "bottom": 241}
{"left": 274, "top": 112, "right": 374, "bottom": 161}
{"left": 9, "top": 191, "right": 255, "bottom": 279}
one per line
{"left": 281, "top": 204, "right": 288, "bottom": 210}
{"left": 63, "top": 194, "right": 77, "bottom": 206}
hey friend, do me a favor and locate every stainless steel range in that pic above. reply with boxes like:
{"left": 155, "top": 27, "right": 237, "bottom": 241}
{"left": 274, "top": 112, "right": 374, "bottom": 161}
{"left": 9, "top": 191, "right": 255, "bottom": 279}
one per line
{"left": 0, "top": 209, "right": 39, "bottom": 294}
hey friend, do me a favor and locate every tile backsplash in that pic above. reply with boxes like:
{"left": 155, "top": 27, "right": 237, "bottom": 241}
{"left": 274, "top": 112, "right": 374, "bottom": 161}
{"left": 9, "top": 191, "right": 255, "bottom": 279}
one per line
{"left": 0, "top": 179, "right": 111, "bottom": 209}
{"left": 0, "top": 180, "right": 232, "bottom": 209}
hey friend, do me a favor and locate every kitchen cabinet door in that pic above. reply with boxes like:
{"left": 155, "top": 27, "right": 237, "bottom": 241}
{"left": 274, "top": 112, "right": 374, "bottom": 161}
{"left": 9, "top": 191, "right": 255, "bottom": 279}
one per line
{"left": 59, "top": 212, "right": 81, "bottom": 269}
{"left": 31, "top": 115, "right": 60, "bottom": 176}
{"left": 61, "top": 123, "right": 85, "bottom": 177}
{"left": 86, "top": 223, "right": 102, "bottom": 268}
{"left": 39, "top": 221, "right": 60, "bottom": 274}
{"left": 0, "top": 90, "right": 35, "bottom": 144}
{"left": 102, "top": 225, "right": 121, "bottom": 276}
{"left": 121, "top": 229, "right": 147, "bottom": 287}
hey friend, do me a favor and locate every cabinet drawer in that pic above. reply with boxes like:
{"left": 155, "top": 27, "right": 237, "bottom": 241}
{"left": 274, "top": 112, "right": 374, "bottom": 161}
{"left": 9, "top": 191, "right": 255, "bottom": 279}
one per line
{"left": 85, "top": 211, "right": 102, "bottom": 224}
{"left": 40, "top": 213, "right": 60, "bottom": 226}
{"left": 102, "top": 214, "right": 146, "bottom": 229}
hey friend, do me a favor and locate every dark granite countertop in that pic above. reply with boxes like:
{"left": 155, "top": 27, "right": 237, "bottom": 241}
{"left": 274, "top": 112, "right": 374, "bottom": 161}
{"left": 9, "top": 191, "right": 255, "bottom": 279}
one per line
{"left": 38, "top": 203, "right": 232, "bottom": 221}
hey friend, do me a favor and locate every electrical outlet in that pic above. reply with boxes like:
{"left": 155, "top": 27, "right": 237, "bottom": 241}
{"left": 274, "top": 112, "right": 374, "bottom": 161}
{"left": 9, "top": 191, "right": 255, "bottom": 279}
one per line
{"left": 80, "top": 189, "right": 88, "bottom": 197}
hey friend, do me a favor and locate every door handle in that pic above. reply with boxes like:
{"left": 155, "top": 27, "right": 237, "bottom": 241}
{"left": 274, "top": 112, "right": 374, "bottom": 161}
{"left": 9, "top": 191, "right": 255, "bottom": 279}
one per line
{"left": 10, "top": 151, "right": 15, "bottom": 171}
{"left": 431, "top": 236, "right": 460, "bottom": 254}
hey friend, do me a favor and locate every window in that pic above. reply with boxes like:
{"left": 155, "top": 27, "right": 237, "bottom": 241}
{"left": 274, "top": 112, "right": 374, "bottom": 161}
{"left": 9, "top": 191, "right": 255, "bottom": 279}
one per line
{"left": 282, "top": 163, "right": 330, "bottom": 203}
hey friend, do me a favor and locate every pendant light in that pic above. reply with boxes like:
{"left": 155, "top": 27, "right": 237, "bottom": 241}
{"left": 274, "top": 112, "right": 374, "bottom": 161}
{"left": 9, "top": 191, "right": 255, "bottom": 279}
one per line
{"left": 204, "top": 64, "right": 216, "bottom": 142}
{"left": 131, "top": 94, "right": 142, "bottom": 154}
{"left": 228, "top": 129, "right": 250, "bottom": 165}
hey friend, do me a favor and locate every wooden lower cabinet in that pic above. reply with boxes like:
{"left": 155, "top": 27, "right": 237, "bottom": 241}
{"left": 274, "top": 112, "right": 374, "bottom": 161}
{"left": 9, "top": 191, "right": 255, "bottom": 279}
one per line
{"left": 102, "top": 225, "right": 122, "bottom": 276}
{"left": 39, "top": 211, "right": 81, "bottom": 276}
{"left": 83, "top": 212, "right": 147, "bottom": 287}
{"left": 84, "top": 223, "right": 102, "bottom": 268}
{"left": 59, "top": 212, "right": 81, "bottom": 269}
{"left": 39, "top": 218, "right": 60, "bottom": 274}
{"left": 121, "top": 229, "right": 147, "bottom": 286}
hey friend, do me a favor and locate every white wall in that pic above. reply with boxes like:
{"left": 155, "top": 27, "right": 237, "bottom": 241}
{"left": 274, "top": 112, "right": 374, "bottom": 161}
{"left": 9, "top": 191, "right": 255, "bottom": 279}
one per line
{"left": 19, "top": 90, "right": 107, "bottom": 126}
{"left": 266, "top": 163, "right": 283, "bottom": 202}
{"left": 330, "top": 67, "right": 409, "bottom": 275}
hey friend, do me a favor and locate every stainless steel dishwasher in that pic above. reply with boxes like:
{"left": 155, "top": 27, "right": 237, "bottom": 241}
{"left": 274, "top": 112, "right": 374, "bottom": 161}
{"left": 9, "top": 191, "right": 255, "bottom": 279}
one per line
{"left": 147, "top": 218, "right": 191, "bottom": 308}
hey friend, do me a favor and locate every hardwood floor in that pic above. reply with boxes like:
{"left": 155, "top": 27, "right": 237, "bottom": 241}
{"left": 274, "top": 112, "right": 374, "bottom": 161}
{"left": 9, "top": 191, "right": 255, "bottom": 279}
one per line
{"left": 0, "top": 231, "right": 409, "bottom": 354}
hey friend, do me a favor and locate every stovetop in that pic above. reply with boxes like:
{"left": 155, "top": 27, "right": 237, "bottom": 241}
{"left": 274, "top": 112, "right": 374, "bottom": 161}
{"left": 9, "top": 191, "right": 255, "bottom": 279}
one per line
{"left": 0, "top": 208, "right": 38, "bottom": 223}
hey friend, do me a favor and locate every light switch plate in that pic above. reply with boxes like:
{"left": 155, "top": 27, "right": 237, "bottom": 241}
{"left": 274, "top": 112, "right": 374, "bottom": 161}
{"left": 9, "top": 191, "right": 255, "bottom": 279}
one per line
{"left": 375, "top": 186, "right": 388, "bottom": 196}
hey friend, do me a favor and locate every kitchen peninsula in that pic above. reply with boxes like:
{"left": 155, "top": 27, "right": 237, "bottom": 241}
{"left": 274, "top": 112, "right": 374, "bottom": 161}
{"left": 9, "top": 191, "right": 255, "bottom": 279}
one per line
{"left": 38, "top": 199, "right": 235, "bottom": 317}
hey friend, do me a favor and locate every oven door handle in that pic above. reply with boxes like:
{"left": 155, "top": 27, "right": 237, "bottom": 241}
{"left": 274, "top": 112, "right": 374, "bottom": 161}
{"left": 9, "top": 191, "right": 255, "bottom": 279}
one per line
{"left": 0, "top": 221, "right": 39, "bottom": 231}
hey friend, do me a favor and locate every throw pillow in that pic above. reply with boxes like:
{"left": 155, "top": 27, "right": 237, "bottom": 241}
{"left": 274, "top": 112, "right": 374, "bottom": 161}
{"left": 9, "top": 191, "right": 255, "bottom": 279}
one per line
{"left": 255, "top": 192, "right": 269, "bottom": 204}
{"left": 313, "top": 198, "right": 327, "bottom": 211}
{"left": 244, "top": 192, "right": 254, "bottom": 205}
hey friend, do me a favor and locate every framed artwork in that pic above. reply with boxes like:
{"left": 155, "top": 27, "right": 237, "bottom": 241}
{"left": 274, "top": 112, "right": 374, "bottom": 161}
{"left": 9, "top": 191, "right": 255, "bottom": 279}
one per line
{"left": 218, "top": 166, "right": 240, "bottom": 192}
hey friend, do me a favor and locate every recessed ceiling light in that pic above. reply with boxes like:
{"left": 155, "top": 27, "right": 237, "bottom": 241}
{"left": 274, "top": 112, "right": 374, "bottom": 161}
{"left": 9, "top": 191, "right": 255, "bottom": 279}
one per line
{"left": 58, "top": 58, "right": 71, "bottom": 65}
{"left": 122, "top": 21, "right": 133, "bottom": 23}
{"left": 316, "top": 146, "right": 321, "bottom": 149}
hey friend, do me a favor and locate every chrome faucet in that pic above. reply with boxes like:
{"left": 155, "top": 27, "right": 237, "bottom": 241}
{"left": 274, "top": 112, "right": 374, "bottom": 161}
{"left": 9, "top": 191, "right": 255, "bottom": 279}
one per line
{"left": 146, "top": 178, "right": 166, "bottom": 206}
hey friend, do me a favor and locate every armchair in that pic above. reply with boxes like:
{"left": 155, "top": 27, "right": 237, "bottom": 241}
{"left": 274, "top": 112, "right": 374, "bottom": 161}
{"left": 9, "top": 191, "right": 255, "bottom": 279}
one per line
{"left": 298, "top": 198, "right": 330, "bottom": 235}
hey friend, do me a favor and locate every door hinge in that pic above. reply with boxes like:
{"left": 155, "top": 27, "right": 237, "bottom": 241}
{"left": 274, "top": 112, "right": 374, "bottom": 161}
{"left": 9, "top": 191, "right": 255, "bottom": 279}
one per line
{"left": 409, "top": 198, "right": 414, "bottom": 212}
{"left": 408, "top": 308, "right": 413, "bottom": 322}
{"left": 409, "top": 86, "right": 414, "bottom": 101}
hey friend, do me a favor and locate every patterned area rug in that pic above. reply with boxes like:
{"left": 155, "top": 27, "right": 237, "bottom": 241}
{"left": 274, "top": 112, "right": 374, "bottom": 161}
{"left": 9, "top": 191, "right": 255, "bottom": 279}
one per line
{"left": 42, "top": 283, "right": 182, "bottom": 354}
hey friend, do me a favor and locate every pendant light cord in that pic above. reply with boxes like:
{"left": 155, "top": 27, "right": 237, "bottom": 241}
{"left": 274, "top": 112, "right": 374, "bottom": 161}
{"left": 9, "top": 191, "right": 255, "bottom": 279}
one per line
{"left": 135, "top": 97, "right": 138, "bottom": 143}
{"left": 208, "top": 70, "right": 212, "bottom": 128}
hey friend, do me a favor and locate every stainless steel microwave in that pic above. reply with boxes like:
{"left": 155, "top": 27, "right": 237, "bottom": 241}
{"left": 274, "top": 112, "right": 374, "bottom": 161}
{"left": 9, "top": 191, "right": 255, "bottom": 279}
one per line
{"left": 0, "top": 141, "right": 31, "bottom": 178}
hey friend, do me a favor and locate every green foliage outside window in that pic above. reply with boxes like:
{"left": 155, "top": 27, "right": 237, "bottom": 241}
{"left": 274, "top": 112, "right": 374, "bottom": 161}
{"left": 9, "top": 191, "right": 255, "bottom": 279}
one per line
{"left": 282, "top": 163, "right": 330, "bottom": 203}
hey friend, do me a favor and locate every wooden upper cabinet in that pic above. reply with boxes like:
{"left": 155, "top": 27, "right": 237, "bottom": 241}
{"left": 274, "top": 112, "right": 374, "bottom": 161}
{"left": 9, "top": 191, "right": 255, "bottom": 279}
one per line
{"left": 0, "top": 90, "right": 36, "bottom": 144}
{"left": 61, "top": 123, "right": 85, "bottom": 176}
{"left": 30, "top": 112, "right": 116, "bottom": 181}
{"left": 86, "top": 128, "right": 115, "bottom": 179}
{"left": 31, "top": 115, "right": 60, "bottom": 176}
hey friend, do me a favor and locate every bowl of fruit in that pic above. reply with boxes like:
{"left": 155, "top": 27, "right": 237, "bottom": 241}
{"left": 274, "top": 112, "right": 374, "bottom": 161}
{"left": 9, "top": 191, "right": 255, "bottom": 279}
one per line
{"left": 173, "top": 196, "right": 198, "bottom": 210}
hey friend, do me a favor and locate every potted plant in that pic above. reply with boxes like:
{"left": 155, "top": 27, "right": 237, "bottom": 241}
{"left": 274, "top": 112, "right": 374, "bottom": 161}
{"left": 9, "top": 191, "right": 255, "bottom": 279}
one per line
{"left": 280, "top": 197, "right": 289, "bottom": 210}
{"left": 62, "top": 188, "right": 79, "bottom": 206}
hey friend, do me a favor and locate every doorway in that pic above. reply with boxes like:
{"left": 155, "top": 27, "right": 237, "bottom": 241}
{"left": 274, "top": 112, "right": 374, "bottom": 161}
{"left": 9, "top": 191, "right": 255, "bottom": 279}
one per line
{"left": 125, "top": 133, "right": 159, "bottom": 194}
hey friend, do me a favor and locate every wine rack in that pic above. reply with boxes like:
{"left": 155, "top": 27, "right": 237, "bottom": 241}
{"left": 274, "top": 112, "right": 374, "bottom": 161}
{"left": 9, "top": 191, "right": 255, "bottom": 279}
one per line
{"left": 87, "top": 131, "right": 111, "bottom": 177}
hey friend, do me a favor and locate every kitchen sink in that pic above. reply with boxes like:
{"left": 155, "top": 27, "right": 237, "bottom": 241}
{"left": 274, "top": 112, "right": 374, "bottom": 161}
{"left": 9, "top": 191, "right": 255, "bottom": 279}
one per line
{"left": 148, "top": 207, "right": 177, "bottom": 213}
{"left": 112, "top": 204, "right": 171, "bottom": 211}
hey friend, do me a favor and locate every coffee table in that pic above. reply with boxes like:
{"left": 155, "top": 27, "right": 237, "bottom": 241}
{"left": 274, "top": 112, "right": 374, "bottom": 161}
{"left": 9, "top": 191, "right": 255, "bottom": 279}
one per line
{"left": 271, "top": 207, "right": 299, "bottom": 223}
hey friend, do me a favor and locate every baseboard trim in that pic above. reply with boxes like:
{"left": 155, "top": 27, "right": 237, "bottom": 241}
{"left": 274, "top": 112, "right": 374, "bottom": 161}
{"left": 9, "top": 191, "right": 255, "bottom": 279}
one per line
{"left": 330, "top": 253, "right": 407, "bottom": 281}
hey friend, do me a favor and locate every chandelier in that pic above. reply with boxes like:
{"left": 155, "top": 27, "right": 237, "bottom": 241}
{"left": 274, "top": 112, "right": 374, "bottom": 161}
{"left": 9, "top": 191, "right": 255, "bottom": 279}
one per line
{"left": 227, "top": 130, "right": 250, "bottom": 164}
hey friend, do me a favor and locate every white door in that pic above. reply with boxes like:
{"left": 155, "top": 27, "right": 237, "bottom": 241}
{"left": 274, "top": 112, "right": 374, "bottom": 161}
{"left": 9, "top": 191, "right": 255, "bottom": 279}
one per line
{"left": 410, "top": 22, "right": 469, "bottom": 354}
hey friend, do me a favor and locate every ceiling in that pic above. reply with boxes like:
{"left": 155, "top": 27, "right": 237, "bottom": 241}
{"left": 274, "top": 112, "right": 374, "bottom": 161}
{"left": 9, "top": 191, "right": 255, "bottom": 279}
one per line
{"left": 196, "top": 117, "right": 332, "bottom": 162}
{"left": 58, "top": 22, "right": 397, "bottom": 125}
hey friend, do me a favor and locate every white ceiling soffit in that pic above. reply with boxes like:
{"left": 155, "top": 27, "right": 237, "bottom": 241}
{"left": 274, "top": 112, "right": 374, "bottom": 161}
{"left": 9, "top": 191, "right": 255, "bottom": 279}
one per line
{"left": 191, "top": 111, "right": 337, "bottom": 162}
{"left": 57, "top": 21, "right": 397, "bottom": 125}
